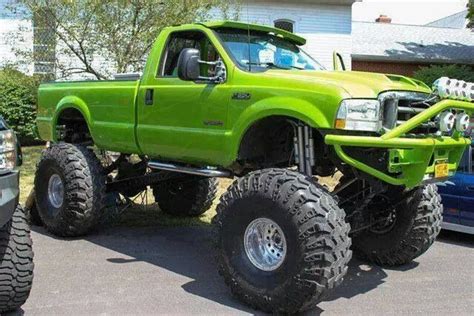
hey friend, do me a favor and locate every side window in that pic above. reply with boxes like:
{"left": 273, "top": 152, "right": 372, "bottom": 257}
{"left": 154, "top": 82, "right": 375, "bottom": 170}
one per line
{"left": 159, "top": 31, "right": 221, "bottom": 78}
{"left": 199, "top": 38, "right": 220, "bottom": 77}
{"left": 459, "top": 145, "right": 474, "bottom": 173}
{"left": 161, "top": 35, "right": 198, "bottom": 77}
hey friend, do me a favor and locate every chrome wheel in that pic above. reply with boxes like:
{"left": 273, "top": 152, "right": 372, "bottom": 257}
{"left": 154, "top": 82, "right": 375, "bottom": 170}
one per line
{"left": 48, "top": 174, "right": 64, "bottom": 209}
{"left": 244, "top": 218, "right": 286, "bottom": 271}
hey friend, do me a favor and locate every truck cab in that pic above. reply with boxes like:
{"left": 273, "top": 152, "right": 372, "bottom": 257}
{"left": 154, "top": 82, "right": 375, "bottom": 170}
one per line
{"left": 438, "top": 140, "right": 474, "bottom": 234}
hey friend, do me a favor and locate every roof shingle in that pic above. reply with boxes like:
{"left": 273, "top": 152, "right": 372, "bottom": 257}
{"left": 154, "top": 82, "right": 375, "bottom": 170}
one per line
{"left": 352, "top": 21, "right": 474, "bottom": 64}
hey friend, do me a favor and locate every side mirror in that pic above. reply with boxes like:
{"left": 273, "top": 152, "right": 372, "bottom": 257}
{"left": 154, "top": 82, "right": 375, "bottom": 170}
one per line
{"left": 333, "top": 51, "right": 346, "bottom": 71}
{"left": 177, "top": 48, "right": 227, "bottom": 83}
{"left": 177, "top": 48, "right": 201, "bottom": 81}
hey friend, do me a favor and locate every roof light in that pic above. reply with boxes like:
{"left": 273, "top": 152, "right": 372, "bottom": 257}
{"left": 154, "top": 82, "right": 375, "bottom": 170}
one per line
{"left": 432, "top": 77, "right": 474, "bottom": 102}
{"left": 455, "top": 113, "right": 470, "bottom": 132}
{"left": 438, "top": 111, "right": 455, "bottom": 133}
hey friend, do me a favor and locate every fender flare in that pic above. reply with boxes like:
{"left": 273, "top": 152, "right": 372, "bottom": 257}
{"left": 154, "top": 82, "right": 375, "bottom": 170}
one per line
{"left": 226, "top": 96, "right": 332, "bottom": 164}
{"left": 52, "top": 96, "right": 94, "bottom": 142}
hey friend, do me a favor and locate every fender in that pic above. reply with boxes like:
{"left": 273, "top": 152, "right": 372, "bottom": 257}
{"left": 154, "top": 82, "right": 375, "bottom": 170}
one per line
{"left": 225, "top": 96, "right": 333, "bottom": 165}
{"left": 52, "top": 96, "right": 94, "bottom": 142}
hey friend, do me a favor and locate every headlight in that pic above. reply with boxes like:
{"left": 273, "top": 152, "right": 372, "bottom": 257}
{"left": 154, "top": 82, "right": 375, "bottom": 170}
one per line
{"left": 0, "top": 130, "right": 17, "bottom": 171}
{"left": 335, "top": 99, "right": 382, "bottom": 132}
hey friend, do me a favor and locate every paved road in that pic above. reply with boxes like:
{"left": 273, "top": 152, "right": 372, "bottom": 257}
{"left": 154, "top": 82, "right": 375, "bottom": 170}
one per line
{"left": 10, "top": 225, "right": 474, "bottom": 315}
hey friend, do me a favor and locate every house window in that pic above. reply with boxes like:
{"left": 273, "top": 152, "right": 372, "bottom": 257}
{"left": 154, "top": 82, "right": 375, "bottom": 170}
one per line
{"left": 274, "top": 19, "right": 294, "bottom": 33}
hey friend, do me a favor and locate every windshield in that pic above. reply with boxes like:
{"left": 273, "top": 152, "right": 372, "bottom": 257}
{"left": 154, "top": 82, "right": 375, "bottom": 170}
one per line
{"left": 215, "top": 28, "right": 325, "bottom": 71}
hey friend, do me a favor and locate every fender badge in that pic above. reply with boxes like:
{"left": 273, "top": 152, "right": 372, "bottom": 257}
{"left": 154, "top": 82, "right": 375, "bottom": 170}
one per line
{"left": 204, "top": 120, "right": 224, "bottom": 126}
{"left": 232, "top": 92, "right": 251, "bottom": 100}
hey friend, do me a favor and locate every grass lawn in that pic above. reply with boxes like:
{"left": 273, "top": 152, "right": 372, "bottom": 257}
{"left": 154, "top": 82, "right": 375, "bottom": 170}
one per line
{"left": 19, "top": 146, "right": 340, "bottom": 227}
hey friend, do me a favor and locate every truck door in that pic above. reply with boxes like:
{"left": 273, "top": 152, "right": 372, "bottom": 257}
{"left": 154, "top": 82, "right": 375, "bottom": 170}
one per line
{"left": 458, "top": 145, "right": 474, "bottom": 228}
{"left": 439, "top": 145, "right": 472, "bottom": 225}
{"left": 136, "top": 30, "right": 230, "bottom": 166}
{"left": 439, "top": 173, "right": 462, "bottom": 225}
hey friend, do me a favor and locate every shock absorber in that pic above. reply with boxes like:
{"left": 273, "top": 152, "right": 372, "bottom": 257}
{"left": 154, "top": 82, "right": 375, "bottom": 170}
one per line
{"left": 291, "top": 122, "right": 315, "bottom": 176}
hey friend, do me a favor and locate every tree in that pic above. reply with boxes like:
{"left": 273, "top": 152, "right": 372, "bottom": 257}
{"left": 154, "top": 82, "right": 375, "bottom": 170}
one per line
{"left": 0, "top": 67, "right": 40, "bottom": 144}
{"left": 11, "top": 0, "right": 239, "bottom": 80}
{"left": 468, "top": 0, "right": 473, "bottom": 29}
{"left": 413, "top": 64, "right": 474, "bottom": 86}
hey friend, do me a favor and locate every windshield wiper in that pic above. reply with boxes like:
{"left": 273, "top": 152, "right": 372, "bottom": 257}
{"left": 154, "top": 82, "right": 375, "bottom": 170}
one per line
{"left": 246, "top": 62, "right": 302, "bottom": 70}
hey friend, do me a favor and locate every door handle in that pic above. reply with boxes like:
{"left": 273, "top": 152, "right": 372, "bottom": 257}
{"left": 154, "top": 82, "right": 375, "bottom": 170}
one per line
{"left": 145, "top": 89, "right": 154, "bottom": 105}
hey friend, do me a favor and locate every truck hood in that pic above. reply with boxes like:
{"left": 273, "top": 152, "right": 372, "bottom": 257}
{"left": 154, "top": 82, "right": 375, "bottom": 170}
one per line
{"left": 264, "top": 70, "right": 432, "bottom": 98}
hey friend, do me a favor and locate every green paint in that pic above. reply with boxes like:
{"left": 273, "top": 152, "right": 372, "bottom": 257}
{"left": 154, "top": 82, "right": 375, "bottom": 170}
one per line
{"left": 326, "top": 100, "right": 474, "bottom": 188}
{"left": 36, "top": 21, "right": 473, "bottom": 188}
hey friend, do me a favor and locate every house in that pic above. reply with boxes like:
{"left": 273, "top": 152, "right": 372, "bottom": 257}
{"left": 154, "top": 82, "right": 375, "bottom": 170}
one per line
{"left": 235, "top": 0, "right": 358, "bottom": 69}
{"left": 0, "top": 0, "right": 359, "bottom": 78}
{"left": 352, "top": 13, "right": 474, "bottom": 76}
{"left": 426, "top": 9, "right": 469, "bottom": 29}
{"left": 0, "top": 0, "right": 33, "bottom": 73}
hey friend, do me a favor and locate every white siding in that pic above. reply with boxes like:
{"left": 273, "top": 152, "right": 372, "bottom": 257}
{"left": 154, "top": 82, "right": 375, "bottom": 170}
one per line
{"left": 230, "top": 1, "right": 353, "bottom": 69}
{"left": 0, "top": 18, "right": 33, "bottom": 73}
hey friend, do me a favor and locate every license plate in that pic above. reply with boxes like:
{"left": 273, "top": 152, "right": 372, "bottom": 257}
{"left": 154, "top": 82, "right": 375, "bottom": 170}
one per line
{"left": 434, "top": 163, "right": 449, "bottom": 178}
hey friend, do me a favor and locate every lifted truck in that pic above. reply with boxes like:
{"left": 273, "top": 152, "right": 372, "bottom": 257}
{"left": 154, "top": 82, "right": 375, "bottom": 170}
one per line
{"left": 35, "top": 21, "right": 473, "bottom": 313}
{"left": 0, "top": 117, "right": 34, "bottom": 313}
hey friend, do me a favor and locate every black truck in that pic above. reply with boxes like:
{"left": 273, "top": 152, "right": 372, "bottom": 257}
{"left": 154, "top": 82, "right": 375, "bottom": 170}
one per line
{"left": 0, "top": 116, "right": 33, "bottom": 312}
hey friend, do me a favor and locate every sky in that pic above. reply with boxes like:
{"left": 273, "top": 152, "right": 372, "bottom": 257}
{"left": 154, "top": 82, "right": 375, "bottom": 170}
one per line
{"left": 353, "top": 0, "right": 468, "bottom": 25}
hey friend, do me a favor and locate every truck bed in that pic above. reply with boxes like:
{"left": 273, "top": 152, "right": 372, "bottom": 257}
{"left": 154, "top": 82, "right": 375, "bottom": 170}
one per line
{"left": 37, "top": 80, "right": 141, "bottom": 153}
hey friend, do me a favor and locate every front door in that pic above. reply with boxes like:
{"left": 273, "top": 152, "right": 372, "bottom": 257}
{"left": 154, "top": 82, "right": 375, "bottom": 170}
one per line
{"left": 458, "top": 145, "right": 474, "bottom": 227}
{"left": 137, "top": 30, "right": 231, "bottom": 165}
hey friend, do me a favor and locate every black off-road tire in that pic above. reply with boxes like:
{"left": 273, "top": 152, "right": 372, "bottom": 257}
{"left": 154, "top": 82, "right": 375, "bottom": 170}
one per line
{"left": 344, "top": 182, "right": 442, "bottom": 266}
{"left": 152, "top": 176, "right": 217, "bottom": 217}
{"left": 0, "top": 205, "right": 34, "bottom": 313}
{"left": 35, "top": 143, "right": 106, "bottom": 237}
{"left": 213, "top": 168, "right": 352, "bottom": 314}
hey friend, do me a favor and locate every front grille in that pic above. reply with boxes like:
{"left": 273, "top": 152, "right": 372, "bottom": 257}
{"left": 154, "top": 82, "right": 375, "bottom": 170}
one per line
{"left": 380, "top": 91, "right": 438, "bottom": 135}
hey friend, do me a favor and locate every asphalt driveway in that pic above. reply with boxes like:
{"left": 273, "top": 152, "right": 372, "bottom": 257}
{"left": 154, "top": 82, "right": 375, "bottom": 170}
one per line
{"left": 10, "top": 225, "right": 474, "bottom": 315}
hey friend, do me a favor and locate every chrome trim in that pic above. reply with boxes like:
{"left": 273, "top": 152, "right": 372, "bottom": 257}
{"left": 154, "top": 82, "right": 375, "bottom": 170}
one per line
{"left": 441, "top": 221, "right": 474, "bottom": 235}
{"left": 378, "top": 91, "right": 433, "bottom": 130}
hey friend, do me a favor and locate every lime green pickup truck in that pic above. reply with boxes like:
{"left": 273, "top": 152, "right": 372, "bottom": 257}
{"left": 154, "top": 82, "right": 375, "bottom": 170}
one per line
{"left": 35, "top": 21, "right": 473, "bottom": 313}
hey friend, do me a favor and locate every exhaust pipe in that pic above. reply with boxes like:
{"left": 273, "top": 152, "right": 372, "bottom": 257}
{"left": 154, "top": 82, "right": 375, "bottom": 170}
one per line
{"left": 148, "top": 161, "right": 231, "bottom": 178}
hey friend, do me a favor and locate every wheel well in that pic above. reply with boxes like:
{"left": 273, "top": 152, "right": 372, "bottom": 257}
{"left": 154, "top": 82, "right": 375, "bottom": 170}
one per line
{"left": 236, "top": 116, "right": 335, "bottom": 175}
{"left": 237, "top": 116, "right": 294, "bottom": 172}
{"left": 56, "top": 108, "right": 92, "bottom": 143}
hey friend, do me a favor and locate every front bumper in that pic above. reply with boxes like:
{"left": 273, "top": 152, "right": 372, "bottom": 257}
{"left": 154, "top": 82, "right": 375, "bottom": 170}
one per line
{"left": 0, "top": 170, "right": 19, "bottom": 228}
{"left": 325, "top": 99, "right": 474, "bottom": 188}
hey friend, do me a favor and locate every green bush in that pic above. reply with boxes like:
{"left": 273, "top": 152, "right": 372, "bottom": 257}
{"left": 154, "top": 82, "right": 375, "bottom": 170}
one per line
{"left": 0, "top": 68, "right": 40, "bottom": 145}
{"left": 413, "top": 64, "right": 474, "bottom": 87}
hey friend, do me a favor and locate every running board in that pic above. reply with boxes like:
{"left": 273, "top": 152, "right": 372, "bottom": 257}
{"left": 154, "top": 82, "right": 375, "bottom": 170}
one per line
{"left": 148, "top": 161, "right": 231, "bottom": 178}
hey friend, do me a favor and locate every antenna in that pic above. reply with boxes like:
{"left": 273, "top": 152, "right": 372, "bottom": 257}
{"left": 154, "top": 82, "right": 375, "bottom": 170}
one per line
{"left": 246, "top": 0, "right": 251, "bottom": 72}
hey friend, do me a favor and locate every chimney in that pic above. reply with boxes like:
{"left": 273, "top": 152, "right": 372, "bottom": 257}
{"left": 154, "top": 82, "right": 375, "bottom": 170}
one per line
{"left": 376, "top": 15, "right": 392, "bottom": 23}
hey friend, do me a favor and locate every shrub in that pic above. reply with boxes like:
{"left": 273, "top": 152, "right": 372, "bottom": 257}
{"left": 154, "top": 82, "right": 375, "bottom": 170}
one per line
{"left": 413, "top": 64, "right": 474, "bottom": 87}
{"left": 0, "top": 68, "right": 40, "bottom": 145}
